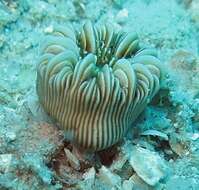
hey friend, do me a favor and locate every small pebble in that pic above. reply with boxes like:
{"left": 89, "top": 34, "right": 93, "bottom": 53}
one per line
{"left": 0, "top": 154, "right": 13, "bottom": 173}
{"left": 98, "top": 166, "right": 122, "bottom": 188}
{"left": 44, "top": 25, "right": 54, "bottom": 33}
{"left": 64, "top": 148, "right": 80, "bottom": 170}
{"left": 122, "top": 179, "right": 134, "bottom": 190}
{"left": 129, "top": 145, "right": 169, "bottom": 186}
{"left": 5, "top": 131, "right": 16, "bottom": 142}
{"left": 116, "top": 8, "right": 128, "bottom": 24}
{"left": 191, "top": 133, "right": 199, "bottom": 141}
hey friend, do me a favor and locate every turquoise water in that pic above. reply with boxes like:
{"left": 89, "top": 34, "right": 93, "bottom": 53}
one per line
{"left": 0, "top": 0, "right": 199, "bottom": 189}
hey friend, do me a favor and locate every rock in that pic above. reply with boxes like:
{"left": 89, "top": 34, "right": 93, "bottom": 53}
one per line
{"left": 0, "top": 173, "right": 30, "bottom": 190}
{"left": 169, "top": 133, "right": 190, "bottom": 157}
{"left": 129, "top": 145, "right": 169, "bottom": 186}
{"left": 5, "top": 131, "right": 16, "bottom": 142}
{"left": 129, "top": 174, "right": 153, "bottom": 190}
{"left": 122, "top": 179, "right": 134, "bottom": 190}
{"left": 191, "top": 133, "right": 199, "bottom": 141}
{"left": 64, "top": 148, "right": 80, "bottom": 171}
{"left": 26, "top": 0, "right": 50, "bottom": 21}
{"left": 141, "top": 129, "right": 169, "bottom": 141}
{"left": 112, "top": 0, "right": 125, "bottom": 8}
{"left": 0, "top": 154, "right": 13, "bottom": 173}
{"left": 22, "top": 153, "right": 53, "bottom": 185}
{"left": 110, "top": 152, "right": 128, "bottom": 172}
{"left": 14, "top": 122, "right": 64, "bottom": 162}
{"left": 83, "top": 167, "right": 96, "bottom": 181}
{"left": 189, "top": 0, "right": 199, "bottom": 23}
{"left": 44, "top": 25, "right": 54, "bottom": 34}
{"left": 169, "top": 50, "right": 199, "bottom": 97}
{"left": 170, "top": 50, "right": 197, "bottom": 70}
{"left": 98, "top": 166, "right": 122, "bottom": 188}
{"left": 116, "top": 8, "right": 128, "bottom": 24}
{"left": 80, "top": 167, "right": 96, "bottom": 190}
{"left": 0, "top": 34, "right": 5, "bottom": 48}
{"left": 73, "top": 0, "right": 86, "bottom": 17}
{"left": 25, "top": 92, "right": 51, "bottom": 121}
{"left": 165, "top": 176, "right": 198, "bottom": 190}
{"left": 0, "top": 6, "right": 19, "bottom": 28}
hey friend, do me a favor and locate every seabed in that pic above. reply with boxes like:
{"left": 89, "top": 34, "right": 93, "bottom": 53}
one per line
{"left": 0, "top": 0, "right": 199, "bottom": 189}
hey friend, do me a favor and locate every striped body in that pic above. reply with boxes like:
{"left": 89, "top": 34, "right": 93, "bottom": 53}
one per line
{"left": 36, "top": 22, "right": 162, "bottom": 151}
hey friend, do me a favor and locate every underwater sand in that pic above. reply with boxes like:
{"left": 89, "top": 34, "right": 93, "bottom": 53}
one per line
{"left": 0, "top": 0, "right": 199, "bottom": 189}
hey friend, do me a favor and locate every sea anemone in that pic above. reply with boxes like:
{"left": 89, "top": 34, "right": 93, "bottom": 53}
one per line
{"left": 36, "top": 21, "right": 162, "bottom": 151}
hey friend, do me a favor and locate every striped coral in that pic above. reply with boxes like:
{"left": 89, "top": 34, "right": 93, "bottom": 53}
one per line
{"left": 36, "top": 21, "right": 162, "bottom": 151}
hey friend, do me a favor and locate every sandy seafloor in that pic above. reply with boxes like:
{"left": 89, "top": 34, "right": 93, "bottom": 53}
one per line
{"left": 0, "top": 0, "right": 199, "bottom": 189}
